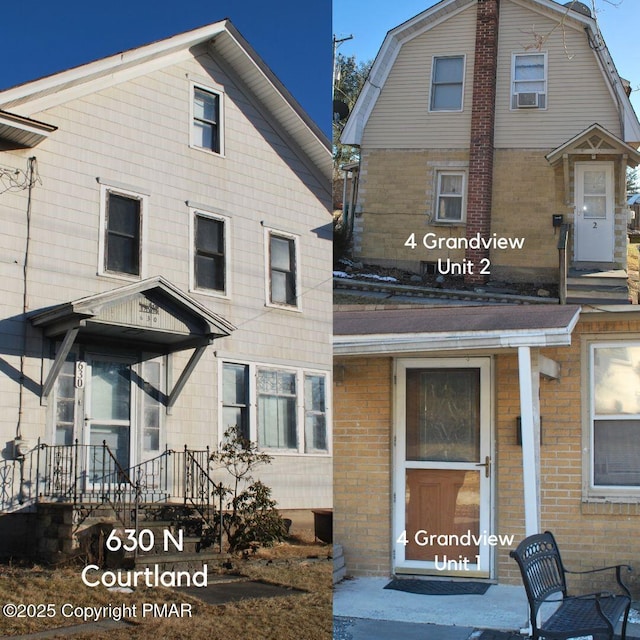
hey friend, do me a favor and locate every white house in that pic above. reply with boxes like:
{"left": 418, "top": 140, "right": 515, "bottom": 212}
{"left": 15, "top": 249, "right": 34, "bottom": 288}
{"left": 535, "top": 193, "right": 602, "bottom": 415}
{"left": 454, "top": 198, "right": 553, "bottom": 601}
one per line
{"left": 0, "top": 20, "right": 332, "bottom": 558}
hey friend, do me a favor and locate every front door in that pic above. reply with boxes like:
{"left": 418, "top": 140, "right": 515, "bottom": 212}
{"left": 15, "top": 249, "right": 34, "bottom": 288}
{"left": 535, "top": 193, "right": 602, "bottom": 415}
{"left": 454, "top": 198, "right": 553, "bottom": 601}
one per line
{"left": 85, "top": 355, "right": 134, "bottom": 482}
{"left": 574, "top": 162, "right": 615, "bottom": 263}
{"left": 394, "top": 358, "right": 492, "bottom": 577}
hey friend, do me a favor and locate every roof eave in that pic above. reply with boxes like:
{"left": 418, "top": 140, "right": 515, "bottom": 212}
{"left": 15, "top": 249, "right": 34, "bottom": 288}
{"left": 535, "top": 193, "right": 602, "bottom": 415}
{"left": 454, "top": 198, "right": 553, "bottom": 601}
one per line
{"left": 333, "top": 324, "right": 578, "bottom": 357}
{"left": 0, "top": 109, "right": 57, "bottom": 147}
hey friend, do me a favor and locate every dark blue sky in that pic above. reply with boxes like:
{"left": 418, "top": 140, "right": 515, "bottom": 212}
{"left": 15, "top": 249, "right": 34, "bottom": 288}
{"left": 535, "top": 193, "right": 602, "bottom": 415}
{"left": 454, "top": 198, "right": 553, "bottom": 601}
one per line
{"left": 0, "top": 0, "right": 332, "bottom": 138}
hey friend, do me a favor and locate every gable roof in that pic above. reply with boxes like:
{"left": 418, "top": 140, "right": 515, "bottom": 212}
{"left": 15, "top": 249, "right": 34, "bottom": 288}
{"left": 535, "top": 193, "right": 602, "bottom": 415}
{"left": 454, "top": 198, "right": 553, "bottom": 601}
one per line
{"left": 341, "top": 0, "right": 640, "bottom": 146}
{"left": 0, "top": 20, "right": 331, "bottom": 186}
{"left": 546, "top": 123, "right": 640, "bottom": 167}
{"left": 31, "top": 276, "right": 235, "bottom": 351}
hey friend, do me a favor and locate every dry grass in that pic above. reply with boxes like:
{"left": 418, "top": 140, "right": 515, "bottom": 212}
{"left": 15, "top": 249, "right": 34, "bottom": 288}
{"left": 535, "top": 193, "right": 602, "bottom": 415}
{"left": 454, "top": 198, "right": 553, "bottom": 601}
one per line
{"left": 0, "top": 535, "right": 332, "bottom": 639}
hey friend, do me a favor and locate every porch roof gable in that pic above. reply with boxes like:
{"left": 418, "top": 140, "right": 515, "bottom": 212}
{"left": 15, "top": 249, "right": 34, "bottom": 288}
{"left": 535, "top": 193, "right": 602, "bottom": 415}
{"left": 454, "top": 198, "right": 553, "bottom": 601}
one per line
{"left": 333, "top": 304, "right": 581, "bottom": 355}
{"left": 545, "top": 123, "right": 640, "bottom": 167}
{"left": 30, "top": 276, "right": 235, "bottom": 351}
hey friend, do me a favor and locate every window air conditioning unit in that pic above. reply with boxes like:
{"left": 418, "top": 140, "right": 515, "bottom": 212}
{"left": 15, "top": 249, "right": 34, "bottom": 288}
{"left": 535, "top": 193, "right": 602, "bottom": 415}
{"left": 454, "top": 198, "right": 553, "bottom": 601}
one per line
{"left": 516, "top": 92, "right": 539, "bottom": 108}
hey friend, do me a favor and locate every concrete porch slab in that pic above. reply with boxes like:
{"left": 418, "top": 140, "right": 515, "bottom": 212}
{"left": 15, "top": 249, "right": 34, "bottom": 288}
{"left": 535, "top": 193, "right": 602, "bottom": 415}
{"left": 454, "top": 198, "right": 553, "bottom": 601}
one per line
{"left": 334, "top": 577, "right": 640, "bottom": 637}
{"left": 333, "top": 577, "right": 529, "bottom": 631}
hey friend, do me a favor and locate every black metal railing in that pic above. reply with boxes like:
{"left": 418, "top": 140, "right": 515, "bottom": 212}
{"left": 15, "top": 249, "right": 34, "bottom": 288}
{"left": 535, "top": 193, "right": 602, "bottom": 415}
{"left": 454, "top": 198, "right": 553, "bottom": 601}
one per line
{"left": 558, "top": 223, "right": 571, "bottom": 305}
{"left": 1, "top": 440, "right": 226, "bottom": 553}
{"left": 1, "top": 441, "right": 217, "bottom": 515}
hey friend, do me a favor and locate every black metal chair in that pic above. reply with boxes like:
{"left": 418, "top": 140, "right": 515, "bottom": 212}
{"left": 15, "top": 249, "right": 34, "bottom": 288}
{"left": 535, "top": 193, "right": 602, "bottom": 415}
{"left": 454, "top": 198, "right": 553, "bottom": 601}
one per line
{"left": 509, "top": 531, "right": 632, "bottom": 640}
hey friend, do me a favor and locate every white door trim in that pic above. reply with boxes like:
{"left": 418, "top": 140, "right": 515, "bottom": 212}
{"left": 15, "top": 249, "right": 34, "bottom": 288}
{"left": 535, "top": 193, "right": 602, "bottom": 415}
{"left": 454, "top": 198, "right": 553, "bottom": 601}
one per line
{"left": 574, "top": 161, "right": 615, "bottom": 263}
{"left": 393, "top": 357, "right": 494, "bottom": 577}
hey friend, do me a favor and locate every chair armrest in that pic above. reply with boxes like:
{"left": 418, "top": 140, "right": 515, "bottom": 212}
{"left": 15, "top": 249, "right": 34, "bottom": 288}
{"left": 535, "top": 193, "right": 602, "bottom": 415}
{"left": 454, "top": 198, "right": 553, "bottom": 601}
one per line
{"left": 566, "top": 565, "right": 632, "bottom": 598}
{"left": 566, "top": 563, "right": 631, "bottom": 575}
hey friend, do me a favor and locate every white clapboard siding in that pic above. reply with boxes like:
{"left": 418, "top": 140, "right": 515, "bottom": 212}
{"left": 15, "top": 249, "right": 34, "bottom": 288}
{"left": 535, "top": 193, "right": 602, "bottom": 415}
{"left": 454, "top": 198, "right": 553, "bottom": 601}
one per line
{"left": 0, "top": 42, "right": 332, "bottom": 509}
{"left": 494, "top": 0, "right": 621, "bottom": 148}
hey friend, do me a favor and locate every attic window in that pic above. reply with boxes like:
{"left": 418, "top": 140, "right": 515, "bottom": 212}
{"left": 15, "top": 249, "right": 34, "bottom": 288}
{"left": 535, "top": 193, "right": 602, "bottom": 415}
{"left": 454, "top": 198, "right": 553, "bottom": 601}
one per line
{"left": 512, "top": 53, "right": 547, "bottom": 109}
{"left": 192, "top": 85, "right": 224, "bottom": 154}
{"left": 430, "top": 56, "right": 465, "bottom": 112}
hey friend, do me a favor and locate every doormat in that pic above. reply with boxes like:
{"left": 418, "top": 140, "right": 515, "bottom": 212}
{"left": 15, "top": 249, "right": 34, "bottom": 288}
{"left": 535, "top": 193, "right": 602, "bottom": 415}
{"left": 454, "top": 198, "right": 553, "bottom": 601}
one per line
{"left": 384, "top": 578, "right": 490, "bottom": 596}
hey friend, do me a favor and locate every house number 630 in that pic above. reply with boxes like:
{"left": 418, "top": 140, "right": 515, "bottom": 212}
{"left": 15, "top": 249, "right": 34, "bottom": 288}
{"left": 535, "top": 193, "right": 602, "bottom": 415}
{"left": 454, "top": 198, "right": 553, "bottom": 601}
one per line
{"left": 75, "top": 361, "right": 86, "bottom": 389}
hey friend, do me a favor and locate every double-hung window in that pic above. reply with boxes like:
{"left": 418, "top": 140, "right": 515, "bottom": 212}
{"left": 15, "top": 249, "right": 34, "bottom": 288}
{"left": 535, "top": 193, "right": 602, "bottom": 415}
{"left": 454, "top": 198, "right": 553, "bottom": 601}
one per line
{"left": 221, "top": 361, "right": 329, "bottom": 454}
{"left": 304, "top": 374, "right": 327, "bottom": 452}
{"left": 193, "top": 212, "right": 226, "bottom": 294}
{"left": 222, "top": 363, "right": 249, "bottom": 440}
{"left": 258, "top": 369, "right": 298, "bottom": 450}
{"left": 589, "top": 343, "right": 640, "bottom": 495}
{"left": 430, "top": 56, "right": 465, "bottom": 112}
{"left": 266, "top": 230, "right": 299, "bottom": 308}
{"left": 192, "top": 86, "right": 222, "bottom": 154}
{"left": 435, "top": 171, "right": 465, "bottom": 222}
{"left": 99, "top": 185, "right": 146, "bottom": 278}
{"left": 512, "top": 53, "right": 547, "bottom": 109}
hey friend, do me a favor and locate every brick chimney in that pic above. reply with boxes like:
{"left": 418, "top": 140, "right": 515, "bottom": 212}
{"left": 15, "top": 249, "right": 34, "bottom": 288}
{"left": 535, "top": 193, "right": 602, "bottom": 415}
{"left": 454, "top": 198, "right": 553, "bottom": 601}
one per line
{"left": 465, "top": 0, "right": 500, "bottom": 285}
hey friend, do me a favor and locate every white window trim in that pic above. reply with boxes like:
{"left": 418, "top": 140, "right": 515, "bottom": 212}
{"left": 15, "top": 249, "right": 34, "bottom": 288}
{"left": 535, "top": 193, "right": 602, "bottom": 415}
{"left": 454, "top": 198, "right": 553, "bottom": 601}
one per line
{"left": 98, "top": 183, "right": 148, "bottom": 281}
{"left": 510, "top": 51, "right": 548, "bottom": 111}
{"left": 583, "top": 338, "right": 640, "bottom": 502}
{"left": 217, "top": 359, "right": 331, "bottom": 457}
{"left": 137, "top": 353, "right": 166, "bottom": 457}
{"left": 189, "top": 81, "right": 225, "bottom": 156}
{"left": 188, "top": 206, "right": 231, "bottom": 299}
{"left": 263, "top": 227, "right": 302, "bottom": 312}
{"left": 433, "top": 169, "right": 467, "bottom": 224}
{"left": 428, "top": 54, "right": 466, "bottom": 113}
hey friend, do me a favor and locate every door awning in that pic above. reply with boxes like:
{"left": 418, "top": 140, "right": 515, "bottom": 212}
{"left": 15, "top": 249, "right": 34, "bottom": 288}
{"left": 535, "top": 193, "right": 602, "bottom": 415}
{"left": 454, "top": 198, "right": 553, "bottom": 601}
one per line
{"left": 545, "top": 123, "right": 640, "bottom": 168}
{"left": 31, "top": 277, "right": 235, "bottom": 406}
{"left": 31, "top": 276, "right": 234, "bottom": 349}
{"left": 333, "top": 304, "right": 580, "bottom": 356}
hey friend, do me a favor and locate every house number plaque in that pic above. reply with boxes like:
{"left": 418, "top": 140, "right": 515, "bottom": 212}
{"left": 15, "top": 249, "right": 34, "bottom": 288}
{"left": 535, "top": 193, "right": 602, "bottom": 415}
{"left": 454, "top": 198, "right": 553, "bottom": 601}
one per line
{"left": 75, "top": 361, "right": 86, "bottom": 389}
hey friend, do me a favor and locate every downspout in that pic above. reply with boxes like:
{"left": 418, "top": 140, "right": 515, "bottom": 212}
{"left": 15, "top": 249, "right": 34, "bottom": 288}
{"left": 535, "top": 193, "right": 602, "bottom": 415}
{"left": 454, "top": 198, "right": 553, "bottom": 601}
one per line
{"left": 15, "top": 157, "right": 37, "bottom": 451}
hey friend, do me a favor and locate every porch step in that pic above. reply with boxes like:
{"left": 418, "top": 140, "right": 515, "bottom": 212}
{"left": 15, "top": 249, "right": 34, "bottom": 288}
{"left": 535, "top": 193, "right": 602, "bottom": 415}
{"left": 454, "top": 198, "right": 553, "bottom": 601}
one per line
{"left": 133, "top": 551, "right": 224, "bottom": 572}
{"left": 566, "top": 268, "right": 630, "bottom": 304}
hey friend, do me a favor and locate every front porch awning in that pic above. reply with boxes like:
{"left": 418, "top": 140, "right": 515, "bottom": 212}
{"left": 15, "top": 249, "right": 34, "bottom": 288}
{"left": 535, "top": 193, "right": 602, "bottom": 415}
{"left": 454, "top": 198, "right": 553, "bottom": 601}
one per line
{"left": 334, "top": 304, "right": 581, "bottom": 538}
{"left": 545, "top": 124, "right": 640, "bottom": 206}
{"left": 31, "top": 276, "right": 235, "bottom": 407}
{"left": 334, "top": 304, "right": 580, "bottom": 356}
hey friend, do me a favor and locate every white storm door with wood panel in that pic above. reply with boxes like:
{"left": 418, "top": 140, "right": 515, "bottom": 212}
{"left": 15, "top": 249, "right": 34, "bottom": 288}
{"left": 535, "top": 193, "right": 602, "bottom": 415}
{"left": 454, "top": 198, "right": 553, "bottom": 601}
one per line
{"left": 394, "top": 358, "right": 493, "bottom": 577}
{"left": 574, "top": 162, "right": 615, "bottom": 263}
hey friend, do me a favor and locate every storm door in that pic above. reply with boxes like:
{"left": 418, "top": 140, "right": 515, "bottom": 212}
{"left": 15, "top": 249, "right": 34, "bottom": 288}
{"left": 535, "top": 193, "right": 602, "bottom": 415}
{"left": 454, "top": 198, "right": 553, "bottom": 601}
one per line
{"left": 394, "top": 358, "right": 492, "bottom": 577}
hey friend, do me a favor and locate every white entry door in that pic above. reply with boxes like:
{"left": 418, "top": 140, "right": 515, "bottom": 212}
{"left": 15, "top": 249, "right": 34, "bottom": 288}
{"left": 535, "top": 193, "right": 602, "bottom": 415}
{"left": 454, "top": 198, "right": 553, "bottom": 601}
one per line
{"left": 574, "top": 162, "right": 615, "bottom": 263}
{"left": 394, "top": 358, "right": 493, "bottom": 577}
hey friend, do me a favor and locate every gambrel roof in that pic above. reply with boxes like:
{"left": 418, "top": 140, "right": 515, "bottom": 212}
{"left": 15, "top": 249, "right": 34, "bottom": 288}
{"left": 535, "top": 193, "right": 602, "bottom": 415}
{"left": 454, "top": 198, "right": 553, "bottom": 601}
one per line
{"left": 0, "top": 20, "right": 331, "bottom": 187}
{"left": 341, "top": 0, "right": 640, "bottom": 146}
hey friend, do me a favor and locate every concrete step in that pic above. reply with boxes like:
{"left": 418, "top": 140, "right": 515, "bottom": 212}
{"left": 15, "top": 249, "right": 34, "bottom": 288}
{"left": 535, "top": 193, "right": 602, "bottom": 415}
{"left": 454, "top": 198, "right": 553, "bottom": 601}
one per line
{"left": 133, "top": 550, "right": 224, "bottom": 572}
{"left": 566, "top": 291, "right": 631, "bottom": 304}
{"left": 567, "top": 268, "right": 628, "bottom": 288}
